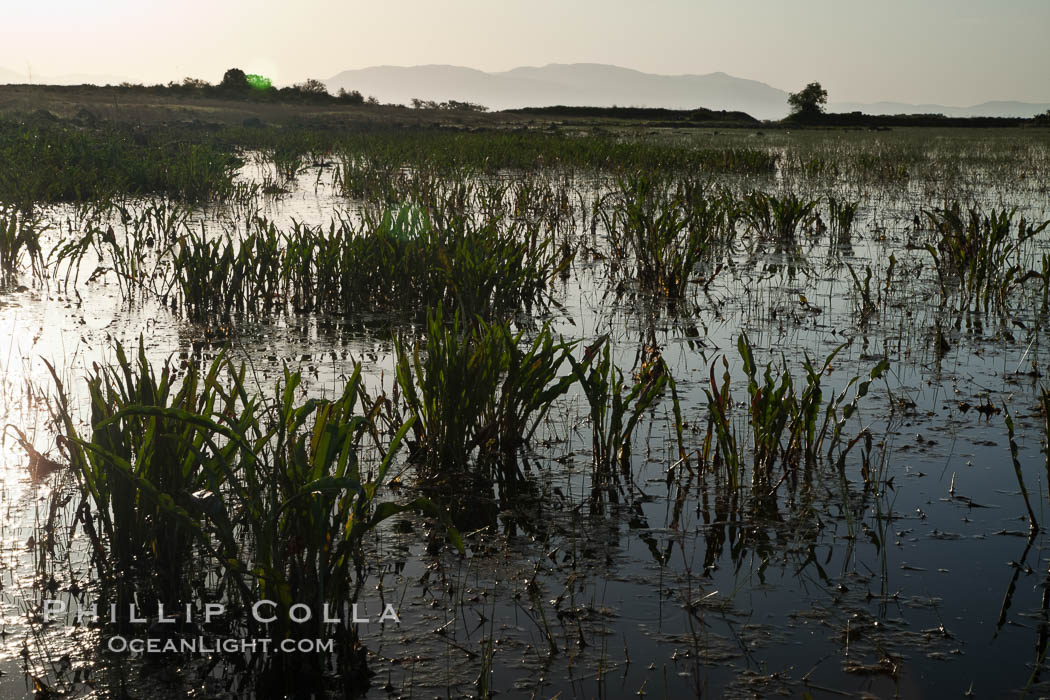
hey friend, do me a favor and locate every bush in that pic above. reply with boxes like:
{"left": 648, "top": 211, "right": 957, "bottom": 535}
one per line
{"left": 337, "top": 87, "right": 365, "bottom": 105}
{"left": 294, "top": 78, "right": 328, "bottom": 95}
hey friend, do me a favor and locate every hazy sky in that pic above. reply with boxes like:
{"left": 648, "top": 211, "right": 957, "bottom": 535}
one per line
{"left": 4, "top": 0, "right": 1048, "bottom": 105}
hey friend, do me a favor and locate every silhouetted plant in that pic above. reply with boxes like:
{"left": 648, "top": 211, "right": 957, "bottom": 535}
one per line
{"left": 294, "top": 78, "right": 329, "bottom": 95}
{"left": 788, "top": 82, "right": 828, "bottom": 116}
{"left": 219, "top": 67, "right": 250, "bottom": 91}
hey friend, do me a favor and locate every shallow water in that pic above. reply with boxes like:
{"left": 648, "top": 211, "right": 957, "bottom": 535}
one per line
{"left": 2, "top": 130, "right": 1050, "bottom": 697}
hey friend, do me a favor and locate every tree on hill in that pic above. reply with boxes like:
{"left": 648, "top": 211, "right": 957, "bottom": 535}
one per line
{"left": 220, "top": 68, "right": 250, "bottom": 91}
{"left": 788, "top": 82, "right": 828, "bottom": 116}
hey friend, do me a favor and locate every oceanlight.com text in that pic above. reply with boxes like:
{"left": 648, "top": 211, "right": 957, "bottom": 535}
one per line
{"left": 106, "top": 636, "right": 336, "bottom": 655}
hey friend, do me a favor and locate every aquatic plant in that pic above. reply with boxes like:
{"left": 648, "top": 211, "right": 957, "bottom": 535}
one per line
{"left": 702, "top": 334, "right": 889, "bottom": 487}
{"left": 47, "top": 338, "right": 461, "bottom": 693}
{"left": 170, "top": 228, "right": 247, "bottom": 319}
{"left": 204, "top": 364, "right": 456, "bottom": 693}
{"left": 742, "top": 191, "right": 819, "bottom": 242}
{"left": 493, "top": 326, "right": 579, "bottom": 490}
{"left": 332, "top": 129, "right": 777, "bottom": 178}
{"left": 0, "top": 120, "right": 240, "bottom": 203}
{"left": 395, "top": 306, "right": 509, "bottom": 482}
{"left": 1004, "top": 404, "right": 1039, "bottom": 534}
{"left": 1043, "top": 388, "right": 1050, "bottom": 504}
{"left": 261, "top": 143, "right": 309, "bottom": 181}
{"left": 567, "top": 337, "right": 674, "bottom": 478}
{"left": 827, "top": 195, "right": 860, "bottom": 244}
{"left": 0, "top": 204, "right": 45, "bottom": 279}
{"left": 845, "top": 259, "right": 896, "bottom": 326}
{"left": 924, "top": 203, "right": 1048, "bottom": 313}
{"left": 737, "top": 332, "right": 858, "bottom": 477}
{"left": 702, "top": 355, "right": 742, "bottom": 490}
{"left": 394, "top": 305, "right": 577, "bottom": 508}
{"left": 1037, "top": 252, "right": 1050, "bottom": 313}
{"left": 49, "top": 200, "right": 191, "bottom": 301}
{"left": 46, "top": 338, "right": 248, "bottom": 611}
{"left": 601, "top": 174, "right": 721, "bottom": 299}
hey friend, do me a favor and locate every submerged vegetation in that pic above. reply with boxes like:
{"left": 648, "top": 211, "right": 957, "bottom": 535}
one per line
{"left": 393, "top": 306, "right": 578, "bottom": 520}
{"left": 601, "top": 174, "right": 731, "bottom": 299}
{"left": 0, "top": 203, "right": 44, "bottom": 280}
{"left": 700, "top": 334, "right": 888, "bottom": 491}
{"left": 54, "top": 198, "right": 568, "bottom": 321}
{"left": 1, "top": 111, "right": 1050, "bottom": 697}
{"left": 924, "top": 202, "right": 1048, "bottom": 313}
{"left": 0, "top": 120, "right": 242, "bottom": 204}
{"left": 47, "top": 337, "right": 460, "bottom": 695}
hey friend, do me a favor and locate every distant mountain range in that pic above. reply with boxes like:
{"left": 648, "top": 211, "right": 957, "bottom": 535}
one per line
{"left": 326, "top": 64, "right": 793, "bottom": 119}
{"left": 1, "top": 63, "right": 1046, "bottom": 120}
{"left": 325, "top": 64, "right": 1049, "bottom": 120}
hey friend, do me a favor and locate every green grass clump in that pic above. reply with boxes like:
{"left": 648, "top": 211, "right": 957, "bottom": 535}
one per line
{"left": 924, "top": 203, "right": 1048, "bottom": 313}
{"left": 0, "top": 204, "right": 44, "bottom": 280}
{"left": 742, "top": 191, "right": 819, "bottom": 243}
{"left": 48, "top": 338, "right": 460, "bottom": 693}
{"left": 702, "top": 334, "right": 889, "bottom": 490}
{"left": 60, "top": 202, "right": 568, "bottom": 323}
{"left": 0, "top": 120, "right": 240, "bottom": 204}
{"left": 567, "top": 337, "right": 678, "bottom": 480}
{"left": 394, "top": 305, "right": 577, "bottom": 519}
{"left": 204, "top": 364, "right": 454, "bottom": 692}
{"left": 395, "top": 306, "right": 509, "bottom": 482}
{"left": 292, "top": 203, "right": 567, "bottom": 320}
{"left": 601, "top": 174, "right": 721, "bottom": 300}
{"left": 47, "top": 339, "right": 250, "bottom": 612}
{"left": 827, "top": 195, "right": 860, "bottom": 245}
